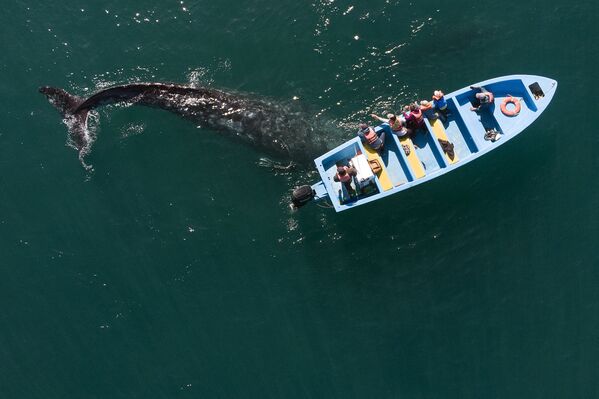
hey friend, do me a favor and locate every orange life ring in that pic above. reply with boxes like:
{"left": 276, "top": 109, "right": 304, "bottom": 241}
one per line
{"left": 501, "top": 96, "right": 521, "bottom": 116}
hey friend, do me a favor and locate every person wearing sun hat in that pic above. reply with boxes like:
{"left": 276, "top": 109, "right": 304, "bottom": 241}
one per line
{"left": 370, "top": 112, "right": 408, "bottom": 137}
{"left": 419, "top": 100, "right": 437, "bottom": 120}
{"left": 432, "top": 90, "right": 449, "bottom": 121}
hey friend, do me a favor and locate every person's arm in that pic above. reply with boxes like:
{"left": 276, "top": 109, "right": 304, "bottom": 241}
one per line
{"left": 370, "top": 113, "right": 389, "bottom": 123}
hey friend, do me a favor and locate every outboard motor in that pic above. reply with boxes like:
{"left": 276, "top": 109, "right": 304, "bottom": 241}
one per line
{"left": 291, "top": 185, "right": 315, "bottom": 210}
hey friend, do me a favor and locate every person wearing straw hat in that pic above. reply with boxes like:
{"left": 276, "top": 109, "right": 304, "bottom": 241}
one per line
{"left": 432, "top": 90, "right": 449, "bottom": 122}
{"left": 419, "top": 100, "right": 437, "bottom": 121}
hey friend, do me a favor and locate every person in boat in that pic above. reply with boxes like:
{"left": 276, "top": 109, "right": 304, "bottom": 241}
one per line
{"left": 370, "top": 112, "right": 409, "bottom": 137}
{"left": 469, "top": 85, "right": 495, "bottom": 111}
{"left": 419, "top": 100, "right": 437, "bottom": 121}
{"left": 432, "top": 90, "right": 449, "bottom": 122}
{"left": 357, "top": 123, "right": 385, "bottom": 153}
{"left": 403, "top": 103, "right": 425, "bottom": 132}
{"left": 333, "top": 165, "right": 357, "bottom": 194}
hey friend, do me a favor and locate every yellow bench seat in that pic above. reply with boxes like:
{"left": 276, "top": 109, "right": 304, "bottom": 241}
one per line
{"left": 429, "top": 119, "right": 459, "bottom": 164}
{"left": 398, "top": 136, "right": 426, "bottom": 179}
{"left": 362, "top": 145, "right": 394, "bottom": 191}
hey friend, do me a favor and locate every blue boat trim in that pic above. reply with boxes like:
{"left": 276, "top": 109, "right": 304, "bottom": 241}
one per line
{"left": 311, "top": 75, "right": 558, "bottom": 212}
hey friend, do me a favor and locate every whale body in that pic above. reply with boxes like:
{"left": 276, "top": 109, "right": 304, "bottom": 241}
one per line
{"left": 39, "top": 83, "right": 331, "bottom": 168}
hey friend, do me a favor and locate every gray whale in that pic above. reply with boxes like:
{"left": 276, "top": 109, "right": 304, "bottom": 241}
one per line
{"left": 39, "top": 83, "right": 331, "bottom": 168}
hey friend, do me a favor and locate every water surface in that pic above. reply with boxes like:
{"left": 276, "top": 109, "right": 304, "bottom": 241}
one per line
{"left": 1, "top": 1, "right": 598, "bottom": 397}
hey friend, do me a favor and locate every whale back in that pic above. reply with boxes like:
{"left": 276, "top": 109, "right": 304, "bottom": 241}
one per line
{"left": 40, "top": 83, "right": 331, "bottom": 168}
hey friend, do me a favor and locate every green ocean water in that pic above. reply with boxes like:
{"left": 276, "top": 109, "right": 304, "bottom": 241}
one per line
{"left": 1, "top": 0, "right": 598, "bottom": 397}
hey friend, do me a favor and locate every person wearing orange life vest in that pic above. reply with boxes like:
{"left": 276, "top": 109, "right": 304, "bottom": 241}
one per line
{"left": 333, "top": 165, "right": 357, "bottom": 193}
{"left": 357, "top": 123, "right": 385, "bottom": 153}
{"left": 370, "top": 113, "right": 409, "bottom": 137}
{"left": 469, "top": 85, "right": 495, "bottom": 111}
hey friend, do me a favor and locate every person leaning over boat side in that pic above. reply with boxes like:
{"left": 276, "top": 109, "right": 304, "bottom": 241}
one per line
{"left": 370, "top": 113, "right": 409, "bottom": 137}
{"left": 469, "top": 85, "right": 495, "bottom": 111}
{"left": 357, "top": 123, "right": 385, "bottom": 153}
{"left": 419, "top": 100, "right": 437, "bottom": 121}
{"left": 432, "top": 90, "right": 449, "bottom": 122}
{"left": 333, "top": 165, "right": 357, "bottom": 194}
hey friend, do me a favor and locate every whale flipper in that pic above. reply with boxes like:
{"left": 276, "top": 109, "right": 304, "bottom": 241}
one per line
{"left": 39, "top": 86, "right": 84, "bottom": 116}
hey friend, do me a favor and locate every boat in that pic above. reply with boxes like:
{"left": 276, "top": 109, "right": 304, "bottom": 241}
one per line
{"left": 291, "top": 75, "right": 557, "bottom": 212}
